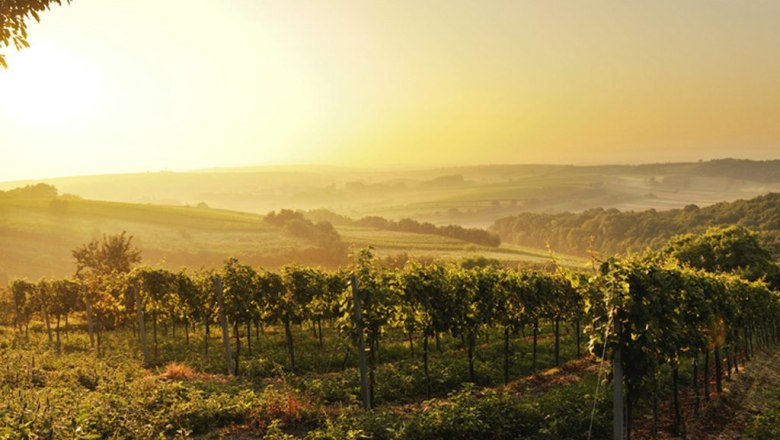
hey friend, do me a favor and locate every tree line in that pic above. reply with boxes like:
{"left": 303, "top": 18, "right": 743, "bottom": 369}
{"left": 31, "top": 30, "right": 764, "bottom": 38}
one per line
{"left": 304, "top": 208, "right": 501, "bottom": 247}
{"left": 490, "top": 192, "right": 780, "bottom": 257}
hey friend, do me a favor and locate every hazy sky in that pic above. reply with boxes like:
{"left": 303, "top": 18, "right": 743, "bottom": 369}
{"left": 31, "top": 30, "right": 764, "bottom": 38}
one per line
{"left": 1, "top": 0, "right": 779, "bottom": 181}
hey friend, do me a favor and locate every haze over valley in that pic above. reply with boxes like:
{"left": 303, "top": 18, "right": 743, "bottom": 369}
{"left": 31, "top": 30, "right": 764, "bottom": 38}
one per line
{"left": 2, "top": 2, "right": 780, "bottom": 438}
{"left": 2, "top": 159, "right": 778, "bottom": 228}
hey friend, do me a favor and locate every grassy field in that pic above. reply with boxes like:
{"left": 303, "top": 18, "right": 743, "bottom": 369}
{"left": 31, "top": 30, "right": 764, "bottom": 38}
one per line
{"left": 0, "top": 197, "right": 303, "bottom": 283}
{"left": 0, "top": 196, "right": 585, "bottom": 284}
{"left": 337, "top": 226, "right": 584, "bottom": 267}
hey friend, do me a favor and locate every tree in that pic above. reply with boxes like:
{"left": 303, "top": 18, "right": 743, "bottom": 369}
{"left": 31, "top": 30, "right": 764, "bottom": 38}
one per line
{"left": 493, "top": 269, "right": 526, "bottom": 384}
{"left": 521, "top": 270, "right": 554, "bottom": 373}
{"left": 308, "top": 268, "right": 338, "bottom": 348}
{"left": 664, "top": 226, "right": 779, "bottom": 288}
{"left": 88, "top": 272, "right": 129, "bottom": 351}
{"left": 221, "top": 258, "right": 258, "bottom": 374}
{"left": 189, "top": 269, "right": 219, "bottom": 355}
{"left": 134, "top": 266, "right": 176, "bottom": 360}
{"left": 0, "top": 0, "right": 72, "bottom": 68}
{"left": 10, "top": 279, "right": 35, "bottom": 336}
{"left": 346, "top": 249, "right": 397, "bottom": 405}
{"left": 35, "top": 278, "right": 55, "bottom": 343}
{"left": 49, "top": 278, "right": 81, "bottom": 345}
{"left": 174, "top": 270, "right": 200, "bottom": 347}
{"left": 399, "top": 261, "right": 451, "bottom": 398}
{"left": 257, "top": 269, "right": 285, "bottom": 359}
{"left": 449, "top": 267, "right": 481, "bottom": 383}
{"left": 272, "top": 265, "right": 322, "bottom": 370}
{"left": 73, "top": 231, "right": 142, "bottom": 277}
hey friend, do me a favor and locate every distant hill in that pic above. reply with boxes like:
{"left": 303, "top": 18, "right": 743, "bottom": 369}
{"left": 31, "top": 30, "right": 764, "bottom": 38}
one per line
{"left": 490, "top": 193, "right": 780, "bottom": 258}
{"left": 1, "top": 159, "right": 778, "bottom": 228}
{"left": 670, "top": 159, "right": 780, "bottom": 182}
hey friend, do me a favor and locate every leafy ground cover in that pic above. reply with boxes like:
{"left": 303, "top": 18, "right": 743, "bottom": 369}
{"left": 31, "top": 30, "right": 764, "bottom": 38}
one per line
{"left": 0, "top": 320, "right": 610, "bottom": 438}
{"left": 3, "top": 318, "right": 777, "bottom": 438}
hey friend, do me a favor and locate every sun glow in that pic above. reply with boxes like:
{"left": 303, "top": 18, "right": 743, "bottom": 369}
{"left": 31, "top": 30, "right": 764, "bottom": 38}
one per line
{"left": 0, "top": 0, "right": 779, "bottom": 182}
{"left": 0, "top": 46, "right": 101, "bottom": 127}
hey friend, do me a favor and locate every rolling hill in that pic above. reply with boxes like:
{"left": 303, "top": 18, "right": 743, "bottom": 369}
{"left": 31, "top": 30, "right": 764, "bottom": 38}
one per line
{"left": 491, "top": 192, "right": 780, "bottom": 258}
{"left": 0, "top": 193, "right": 583, "bottom": 284}
{"left": 1, "top": 159, "right": 778, "bottom": 228}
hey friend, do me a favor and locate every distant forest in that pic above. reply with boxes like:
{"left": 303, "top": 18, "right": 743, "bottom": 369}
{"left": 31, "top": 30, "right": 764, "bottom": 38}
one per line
{"left": 490, "top": 193, "right": 780, "bottom": 257}
{"left": 575, "top": 158, "right": 780, "bottom": 182}
{"left": 264, "top": 209, "right": 349, "bottom": 265}
{"left": 304, "top": 209, "right": 501, "bottom": 247}
{"left": 0, "top": 183, "right": 58, "bottom": 198}
{"left": 689, "top": 158, "right": 780, "bottom": 182}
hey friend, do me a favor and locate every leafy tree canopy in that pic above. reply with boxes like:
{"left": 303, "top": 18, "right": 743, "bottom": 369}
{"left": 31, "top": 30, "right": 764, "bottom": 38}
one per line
{"left": 664, "top": 225, "right": 779, "bottom": 289}
{"left": 0, "top": 0, "right": 71, "bottom": 68}
{"left": 72, "top": 231, "right": 142, "bottom": 277}
{"left": 491, "top": 192, "right": 780, "bottom": 257}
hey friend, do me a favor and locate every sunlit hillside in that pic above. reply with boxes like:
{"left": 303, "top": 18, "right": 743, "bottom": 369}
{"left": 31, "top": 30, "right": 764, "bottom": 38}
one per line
{"left": 0, "top": 193, "right": 583, "bottom": 284}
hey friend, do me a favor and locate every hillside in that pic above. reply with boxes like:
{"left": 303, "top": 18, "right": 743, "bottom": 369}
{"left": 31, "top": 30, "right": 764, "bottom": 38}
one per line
{"left": 0, "top": 196, "right": 315, "bottom": 282}
{"left": 0, "top": 193, "right": 582, "bottom": 284}
{"left": 490, "top": 192, "right": 780, "bottom": 257}
{"left": 2, "top": 159, "right": 778, "bottom": 228}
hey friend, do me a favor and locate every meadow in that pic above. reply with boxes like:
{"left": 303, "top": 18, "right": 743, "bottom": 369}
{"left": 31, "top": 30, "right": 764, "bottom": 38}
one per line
{"left": 0, "top": 195, "right": 585, "bottom": 285}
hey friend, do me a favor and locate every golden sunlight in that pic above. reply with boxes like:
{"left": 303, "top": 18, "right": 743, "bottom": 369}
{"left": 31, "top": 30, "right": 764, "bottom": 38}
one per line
{"left": 0, "top": 45, "right": 100, "bottom": 127}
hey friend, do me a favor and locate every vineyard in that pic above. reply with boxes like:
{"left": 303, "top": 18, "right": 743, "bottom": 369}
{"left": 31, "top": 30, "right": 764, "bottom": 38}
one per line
{"left": 3, "top": 1, "right": 779, "bottom": 438}
{"left": 1, "top": 226, "right": 779, "bottom": 439}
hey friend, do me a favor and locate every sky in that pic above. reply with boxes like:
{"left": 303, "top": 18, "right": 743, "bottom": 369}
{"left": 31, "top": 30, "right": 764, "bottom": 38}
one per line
{"left": 1, "top": 0, "right": 779, "bottom": 182}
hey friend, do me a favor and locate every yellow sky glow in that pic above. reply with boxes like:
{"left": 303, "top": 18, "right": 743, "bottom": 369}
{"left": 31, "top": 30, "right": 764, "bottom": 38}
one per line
{"left": 1, "top": 0, "right": 779, "bottom": 181}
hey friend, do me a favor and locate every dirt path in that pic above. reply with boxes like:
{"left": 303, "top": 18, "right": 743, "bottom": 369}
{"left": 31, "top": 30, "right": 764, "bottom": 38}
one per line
{"left": 686, "top": 349, "right": 780, "bottom": 439}
{"left": 627, "top": 348, "right": 780, "bottom": 439}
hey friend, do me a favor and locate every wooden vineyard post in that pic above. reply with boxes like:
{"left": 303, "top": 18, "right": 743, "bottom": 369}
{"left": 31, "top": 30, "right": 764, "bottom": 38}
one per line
{"left": 352, "top": 275, "right": 371, "bottom": 410}
{"left": 532, "top": 319, "right": 538, "bottom": 373}
{"left": 134, "top": 280, "right": 149, "bottom": 367}
{"left": 84, "top": 284, "right": 95, "bottom": 349}
{"left": 215, "top": 276, "right": 234, "bottom": 376}
{"left": 554, "top": 316, "right": 560, "bottom": 366}
{"left": 576, "top": 317, "right": 581, "bottom": 357}
{"left": 42, "top": 286, "right": 53, "bottom": 345}
{"left": 715, "top": 345, "right": 723, "bottom": 393}
{"left": 613, "top": 320, "right": 624, "bottom": 440}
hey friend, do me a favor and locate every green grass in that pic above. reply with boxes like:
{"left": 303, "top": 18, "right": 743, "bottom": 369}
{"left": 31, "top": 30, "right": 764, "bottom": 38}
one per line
{"left": 339, "top": 225, "right": 586, "bottom": 267}
{"left": 0, "top": 197, "right": 306, "bottom": 282}
{"left": 0, "top": 197, "right": 584, "bottom": 284}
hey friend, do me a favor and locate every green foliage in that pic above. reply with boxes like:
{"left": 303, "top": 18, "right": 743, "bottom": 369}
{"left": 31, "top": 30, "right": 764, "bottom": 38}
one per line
{"left": 587, "top": 254, "right": 780, "bottom": 411}
{"left": 664, "top": 225, "right": 779, "bottom": 288}
{"left": 2, "top": 225, "right": 779, "bottom": 438}
{"left": 1, "top": 1, "right": 72, "bottom": 68}
{"left": 72, "top": 231, "right": 142, "bottom": 277}
{"left": 492, "top": 192, "right": 780, "bottom": 257}
{"left": 222, "top": 258, "right": 259, "bottom": 325}
{"left": 0, "top": 183, "right": 58, "bottom": 198}
{"left": 10, "top": 279, "right": 35, "bottom": 331}
{"left": 750, "top": 402, "right": 780, "bottom": 439}
{"left": 265, "top": 210, "right": 348, "bottom": 264}
{"left": 305, "top": 380, "right": 609, "bottom": 440}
